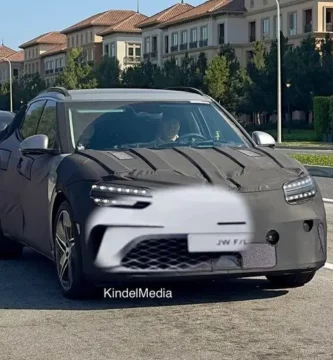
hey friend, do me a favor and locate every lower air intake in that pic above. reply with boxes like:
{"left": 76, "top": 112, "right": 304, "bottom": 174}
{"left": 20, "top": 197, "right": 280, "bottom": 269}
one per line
{"left": 121, "top": 238, "right": 230, "bottom": 271}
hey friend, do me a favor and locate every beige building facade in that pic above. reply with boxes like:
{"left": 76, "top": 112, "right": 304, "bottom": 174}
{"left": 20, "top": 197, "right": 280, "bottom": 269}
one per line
{"left": 19, "top": 32, "right": 66, "bottom": 76}
{"left": 98, "top": 12, "right": 148, "bottom": 69}
{"left": 0, "top": 50, "right": 24, "bottom": 85}
{"left": 61, "top": 10, "right": 137, "bottom": 67}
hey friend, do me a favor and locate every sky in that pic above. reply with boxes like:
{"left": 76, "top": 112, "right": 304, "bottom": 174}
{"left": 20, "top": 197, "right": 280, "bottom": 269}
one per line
{"left": 1, "top": 0, "right": 204, "bottom": 51}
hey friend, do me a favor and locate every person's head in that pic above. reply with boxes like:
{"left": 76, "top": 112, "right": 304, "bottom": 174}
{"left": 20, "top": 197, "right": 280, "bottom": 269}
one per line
{"left": 158, "top": 115, "right": 180, "bottom": 141}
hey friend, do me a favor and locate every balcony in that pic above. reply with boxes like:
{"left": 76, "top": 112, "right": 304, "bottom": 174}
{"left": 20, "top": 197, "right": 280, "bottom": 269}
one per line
{"left": 218, "top": 36, "right": 225, "bottom": 45}
{"left": 304, "top": 23, "right": 312, "bottom": 33}
{"left": 171, "top": 45, "right": 178, "bottom": 52}
{"left": 199, "top": 39, "right": 208, "bottom": 47}
{"left": 180, "top": 43, "right": 188, "bottom": 51}
{"left": 189, "top": 41, "right": 198, "bottom": 49}
{"left": 124, "top": 56, "right": 141, "bottom": 65}
{"left": 262, "top": 33, "right": 270, "bottom": 40}
{"left": 150, "top": 51, "right": 158, "bottom": 59}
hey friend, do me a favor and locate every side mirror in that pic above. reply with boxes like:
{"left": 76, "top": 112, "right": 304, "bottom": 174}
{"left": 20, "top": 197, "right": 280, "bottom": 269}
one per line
{"left": 252, "top": 131, "right": 276, "bottom": 148}
{"left": 0, "top": 113, "right": 15, "bottom": 133}
{"left": 19, "top": 134, "right": 58, "bottom": 155}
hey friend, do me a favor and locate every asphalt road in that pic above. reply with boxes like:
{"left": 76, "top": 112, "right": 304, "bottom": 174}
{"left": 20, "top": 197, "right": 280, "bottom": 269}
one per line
{"left": 0, "top": 205, "right": 333, "bottom": 359}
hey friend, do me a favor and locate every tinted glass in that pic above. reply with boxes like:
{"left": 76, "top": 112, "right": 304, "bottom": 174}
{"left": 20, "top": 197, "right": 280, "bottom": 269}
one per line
{"left": 20, "top": 100, "right": 46, "bottom": 139}
{"left": 37, "top": 100, "right": 57, "bottom": 148}
{"left": 68, "top": 101, "right": 250, "bottom": 151}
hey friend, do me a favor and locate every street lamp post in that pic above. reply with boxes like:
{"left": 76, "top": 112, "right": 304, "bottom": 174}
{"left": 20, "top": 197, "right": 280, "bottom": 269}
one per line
{"left": 0, "top": 56, "right": 13, "bottom": 112}
{"left": 286, "top": 82, "right": 291, "bottom": 133}
{"left": 275, "top": 0, "right": 282, "bottom": 143}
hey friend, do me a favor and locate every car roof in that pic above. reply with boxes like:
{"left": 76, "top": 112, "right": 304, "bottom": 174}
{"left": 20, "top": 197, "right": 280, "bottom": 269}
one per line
{"left": 31, "top": 88, "right": 210, "bottom": 103}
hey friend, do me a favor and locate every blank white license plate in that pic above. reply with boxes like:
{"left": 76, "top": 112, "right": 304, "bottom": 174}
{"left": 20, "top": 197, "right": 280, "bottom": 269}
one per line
{"left": 188, "top": 233, "right": 252, "bottom": 253}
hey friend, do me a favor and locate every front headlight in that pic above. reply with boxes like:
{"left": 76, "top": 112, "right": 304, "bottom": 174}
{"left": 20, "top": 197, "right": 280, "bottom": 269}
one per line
{"left": 283, "top": 175, "right": 316, "bottom": 205}
{"left": 91, "top": 182, "right": 152, "bottom": 207}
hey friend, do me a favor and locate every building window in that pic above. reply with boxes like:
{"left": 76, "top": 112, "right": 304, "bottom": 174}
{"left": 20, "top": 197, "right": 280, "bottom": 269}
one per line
{"left": 128, "top": 43, "right": 141, "bottom": 59}
{"left": 90, "top": 31, "right": 93, "bottom": 42}
{"left": 152, "top": 36, "right": 157, "bottom": 54}
{"left": 172, "top": 32, "right": 178, "bottom": 46}
{"left": 60, "top": 58, "right": 63, "bottom": 68}
{"left": 71, "top": 36, "right": 74, "bottom": 47}
{"left": 288, "top": 12, "right": 297, "bottom": 36}
{"left": 199, "top": 26, "right": 208, "bottom": 47}
{"left": 249, "top": 21, "right": 256, "bottom": 42}
{"left": 144, "top": 37, "right": 150, "bottom": 54}
{"left": 304, "top": 9, "right": 312, "bottom": 33}
{"left": 91, "top": 48, "right": 94, "bottom": 61}
{"left": 13, "top": 69, "right": 18, "bottom": 77}
{"left": 86, "top": 32, "right": 88, "bottom": 43}
{"left": 104, "top": 44, "right": 109, "bottom": 56}
{"left": 262, "top": 18, "right": 270, "bottom": 39}
{"left": 165, "top": 35, "right": 169, "bottom": 54}
{"left": 111, "top": 43, "right": 115, "bottom": 57}
{"left": 200, "top": 26, "right": 208, "bottom": 40}
{"left": 181, "top": 30, "right": 187, "bottom": 44}
{"left": 76, "top": 34, "right": 79, "bottom": 46}
{"left": 218, "top": 24, "right": 225, "bottom": 44}
{"left": 273, "top": 15, "right": 282, "bottom": 38}
{"left": 190, "top": 28, "right": 197, "bottom": 42}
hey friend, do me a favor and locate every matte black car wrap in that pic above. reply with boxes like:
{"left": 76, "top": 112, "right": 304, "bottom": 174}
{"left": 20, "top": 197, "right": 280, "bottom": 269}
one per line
{"left": 0, "top": 87, "right": 327, "bottom": 298}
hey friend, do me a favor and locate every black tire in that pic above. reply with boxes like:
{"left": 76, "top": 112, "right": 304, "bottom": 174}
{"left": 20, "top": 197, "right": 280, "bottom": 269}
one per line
{"left": 266, "top": 270, "right": 316, "bottom": 288}
{"left": 0, "top": 227, "right": 23, "bottom": 260}
{"left": 53, "top": 200, "right": 97, "bottom": 299}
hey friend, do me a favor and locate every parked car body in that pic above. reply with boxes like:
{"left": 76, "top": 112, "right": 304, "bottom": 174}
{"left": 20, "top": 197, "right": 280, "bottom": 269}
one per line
{"left": 0, "top": 87, "right": 327, "bottom": 299}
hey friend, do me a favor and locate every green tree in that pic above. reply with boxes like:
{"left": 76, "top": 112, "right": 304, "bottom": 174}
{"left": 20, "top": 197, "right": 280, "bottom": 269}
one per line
{"left": 121, "top": 61, "right": 161, "bottom": 88}
{"left": 204, "top": 55, "right": 229, "bottom": 102}
{"left": 95, "top": 55, "right": 121, "bottom": 88}
{"left": 219, "top": 43, "right": 250, "bottom": 113}
{"left": 55, "top": 48, "right": 97, "bottom": 89}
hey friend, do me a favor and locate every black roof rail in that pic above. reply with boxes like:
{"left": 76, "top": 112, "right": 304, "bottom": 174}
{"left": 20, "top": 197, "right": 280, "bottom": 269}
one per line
{"left": 38, "top": 87, "right": 70, "bottom": 97}
{"left": 164, "top": 87, "right": 207, "bottom": 96}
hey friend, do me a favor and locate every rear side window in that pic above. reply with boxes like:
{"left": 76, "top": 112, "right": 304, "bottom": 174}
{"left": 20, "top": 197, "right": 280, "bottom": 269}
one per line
{"left": 36, "top": 100, "right": 57, "bottom": 148}
{"left": 19, "top": 100, "right": 46, "bottom": 139}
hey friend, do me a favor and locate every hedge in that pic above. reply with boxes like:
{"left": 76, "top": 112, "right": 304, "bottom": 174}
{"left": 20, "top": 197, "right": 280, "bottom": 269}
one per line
{"left": 313, "top": 96, "right": 331, "bottom": 139}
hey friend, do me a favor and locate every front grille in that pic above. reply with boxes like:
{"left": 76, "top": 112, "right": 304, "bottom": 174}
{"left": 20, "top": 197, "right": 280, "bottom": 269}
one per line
{"left": 121, "top": 238, "right": 223, "bottom": 271}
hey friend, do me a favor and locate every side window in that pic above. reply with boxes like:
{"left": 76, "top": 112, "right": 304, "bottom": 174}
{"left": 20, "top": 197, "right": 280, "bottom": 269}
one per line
{"left": 36, "top": 100, "right": 57, "bottom": 149}
{"left": 19, "top": 100, "right": 46, "bottom": 139}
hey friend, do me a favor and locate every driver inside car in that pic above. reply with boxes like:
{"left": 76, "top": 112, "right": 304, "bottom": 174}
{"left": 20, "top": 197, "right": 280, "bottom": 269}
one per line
{"left": 155, "top": 115, "right": 180, "bottom": 143}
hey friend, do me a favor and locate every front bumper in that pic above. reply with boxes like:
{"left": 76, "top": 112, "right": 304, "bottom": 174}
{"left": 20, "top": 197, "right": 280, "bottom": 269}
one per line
{"left": 81, "top": 186, "right": 327, "bottom": 283}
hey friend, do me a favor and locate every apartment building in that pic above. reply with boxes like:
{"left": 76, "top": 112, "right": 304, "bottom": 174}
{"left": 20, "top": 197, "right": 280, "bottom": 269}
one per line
{"left": 135, "top": 2, "right": 194, "bottom": 66}
{"left": 98, "top": 12, "right": 148, "bottom": 69}
{"left": 61, "top": 10, "right": 137, "bottom": 66}
{"left": 40, "top": 44, "right": 67, "bottom": 86}
{"left": 241, "top": 0, "right": 333, "bottom": 65}
{"left": 19, "top": 32, "right": 66, "bottom": 76}
{"left": 0, "top": 50, "right": 24, "bottom": 85}
{"left": 158, "top": 0, "right": 246, "bottom": 66}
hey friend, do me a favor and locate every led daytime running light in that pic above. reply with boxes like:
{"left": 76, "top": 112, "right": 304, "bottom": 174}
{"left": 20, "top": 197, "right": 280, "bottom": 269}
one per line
{"left": 283, "top": 176, "right": 316, "bottom": 204}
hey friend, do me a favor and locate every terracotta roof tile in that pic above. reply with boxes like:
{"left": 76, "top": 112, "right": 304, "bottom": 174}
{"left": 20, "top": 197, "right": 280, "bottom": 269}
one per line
{"left": 0, "top": 45, "right": 16, "bottom": 59}
{"left": 40, "top": 44, "right": 67, "bottom": 58}
{"left": 19, "top": 32, "right": 66, "bottom": 49}
{"left": 98, "top": 13, "right": 148, "bottom": 36}
{"left": 160, "top": 0, "right": 246, "bottom": 28}
{"left": 135, "top": 3, "right": 194, "bottom": 29}
{"left": 0, "top": 50, "right": 24, "bottom": 63}
{"left": 61, "top": 10, "right": 136, "bottom": 34}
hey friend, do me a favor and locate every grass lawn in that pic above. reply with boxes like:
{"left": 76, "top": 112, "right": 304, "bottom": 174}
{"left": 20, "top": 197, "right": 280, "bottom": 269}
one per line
{"left": 288, "top": 153, "right": 333, "bottom": 167}
{"left": 265, "top": 129, "right": 319, "bottom": 142}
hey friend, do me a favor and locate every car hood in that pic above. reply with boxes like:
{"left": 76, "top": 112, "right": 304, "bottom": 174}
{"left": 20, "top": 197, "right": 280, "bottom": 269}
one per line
{"left": 77, "top": 146, "right": 307, "bottom": 192}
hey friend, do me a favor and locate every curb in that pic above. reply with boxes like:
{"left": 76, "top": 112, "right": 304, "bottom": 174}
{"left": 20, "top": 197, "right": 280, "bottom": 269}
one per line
{"left": 305, "top": 165, "right": 333, "bottom": 178}
{"left": 277, "top": 145, "right": 333, "bottom": 151}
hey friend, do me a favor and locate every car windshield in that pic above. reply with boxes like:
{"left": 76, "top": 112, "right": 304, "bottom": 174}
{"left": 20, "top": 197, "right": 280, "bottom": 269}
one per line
{"left": 67, "top": 101, "right": 251, "bottom": 151}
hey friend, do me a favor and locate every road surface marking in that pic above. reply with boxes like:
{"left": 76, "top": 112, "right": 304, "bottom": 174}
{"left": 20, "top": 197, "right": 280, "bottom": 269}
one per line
{"left": 323, "top": 198, "right": 333, "bottom": 203}
{"left": 324, "top": 262, "right": 333, "bottom": 270}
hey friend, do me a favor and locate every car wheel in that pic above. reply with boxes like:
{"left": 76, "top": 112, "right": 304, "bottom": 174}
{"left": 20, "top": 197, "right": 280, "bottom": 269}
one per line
{"left": 54, "top": 200, "right": 97, "bottom": 299}
{"left": 266, "top": 270, "right": 316, "bottom": 288}
{"left": 0, "top": 227, "right": 23, "bottom": 260}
